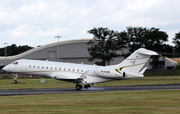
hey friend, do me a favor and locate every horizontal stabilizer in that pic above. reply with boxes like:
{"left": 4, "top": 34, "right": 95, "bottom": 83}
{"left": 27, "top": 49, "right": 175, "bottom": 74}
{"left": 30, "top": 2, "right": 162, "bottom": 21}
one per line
{"left": 138, "top": 49, "right": 158, "bottom": 55}
{"left": 125, "top": 72, "right": 144, "bottom": 78}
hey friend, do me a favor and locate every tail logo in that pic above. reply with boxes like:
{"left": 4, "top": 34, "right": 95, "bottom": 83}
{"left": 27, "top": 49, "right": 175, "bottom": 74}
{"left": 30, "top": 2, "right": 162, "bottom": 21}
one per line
{"left": 131, "top": 60, "right": 136, "bottom": 65}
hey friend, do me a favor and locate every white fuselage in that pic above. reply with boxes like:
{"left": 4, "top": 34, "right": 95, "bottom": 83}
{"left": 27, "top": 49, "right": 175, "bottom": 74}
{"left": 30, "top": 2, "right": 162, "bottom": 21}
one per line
{"left": 2, "top": 48, "right": 159, "bottom": 90}
{"left": 3, "top": 59, "right": 136, "bottom": 84}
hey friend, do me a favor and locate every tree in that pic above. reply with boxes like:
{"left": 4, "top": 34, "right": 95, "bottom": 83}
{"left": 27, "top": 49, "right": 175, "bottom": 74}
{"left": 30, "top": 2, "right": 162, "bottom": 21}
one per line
{"left": 144, "top": 27, "right": 168, "bottom": 51}
{"left": 87, "top": 26, "right": 169, "bottom": 68}
{"left": 87, "top": 27, "right": 126, "bottom": 66}
{"left": 144, "top": 27, "right": 168, "bottom": 69}
{"left": 125, "top": 27, "right": 168, "bottom": 69}
{"left": 0, "top": 44, "right": 34, "bottom": 56}
{"left": 125, "top": 27, "right": 168, "bottom": 52}
{"left": 173, "top": 31, "right": 180, "bottom": 56}
{"left": 126, "top": 26, "right": 147, "bottom": 54}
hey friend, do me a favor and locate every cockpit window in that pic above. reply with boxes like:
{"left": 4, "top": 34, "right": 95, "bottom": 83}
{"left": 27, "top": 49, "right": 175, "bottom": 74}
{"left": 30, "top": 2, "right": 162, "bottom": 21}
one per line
{"left": 13, "top": 62, "right": 18, "bottom": 65}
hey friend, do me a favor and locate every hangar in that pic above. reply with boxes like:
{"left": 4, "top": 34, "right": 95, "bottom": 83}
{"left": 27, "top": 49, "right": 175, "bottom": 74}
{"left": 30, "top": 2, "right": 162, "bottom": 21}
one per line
{"left": 0, "top": 39, "right": 125, "bottom": 67}
{"left": 0, "top": 39, "right": 177, "bottom": 70}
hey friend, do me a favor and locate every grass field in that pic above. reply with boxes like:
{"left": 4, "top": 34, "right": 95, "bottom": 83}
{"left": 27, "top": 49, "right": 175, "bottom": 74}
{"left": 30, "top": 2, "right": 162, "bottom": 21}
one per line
{"left": 0, "top": 90, "right": 180, "bottom": 114}
{"left": 0, "top": 76, "right": 180, "bottom": 114}
{"left": 0, "top": 76, "right": 180, "bottom": 90}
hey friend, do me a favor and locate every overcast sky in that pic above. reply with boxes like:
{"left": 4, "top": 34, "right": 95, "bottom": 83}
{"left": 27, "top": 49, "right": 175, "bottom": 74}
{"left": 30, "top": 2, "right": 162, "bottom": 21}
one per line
{"left": 0, "top": 0, "right": 180, "bottom": 48}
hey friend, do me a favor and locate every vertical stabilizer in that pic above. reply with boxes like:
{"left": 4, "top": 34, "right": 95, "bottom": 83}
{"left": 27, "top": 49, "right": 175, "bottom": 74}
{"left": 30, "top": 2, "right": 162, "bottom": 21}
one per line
{"left": 113, "top": 48, "right": 158, "bottom": 74}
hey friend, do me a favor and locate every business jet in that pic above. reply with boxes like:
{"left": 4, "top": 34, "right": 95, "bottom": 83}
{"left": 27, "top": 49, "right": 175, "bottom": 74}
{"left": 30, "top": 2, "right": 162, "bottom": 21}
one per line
{"left": 2, "top": 48, "right": 158, "bottom": 90}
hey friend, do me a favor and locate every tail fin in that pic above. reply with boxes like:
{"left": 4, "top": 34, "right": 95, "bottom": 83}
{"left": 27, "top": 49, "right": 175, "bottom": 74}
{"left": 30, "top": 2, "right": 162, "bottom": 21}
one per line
{"left": 114, "top": 48, "right": 158, "bottom": 74}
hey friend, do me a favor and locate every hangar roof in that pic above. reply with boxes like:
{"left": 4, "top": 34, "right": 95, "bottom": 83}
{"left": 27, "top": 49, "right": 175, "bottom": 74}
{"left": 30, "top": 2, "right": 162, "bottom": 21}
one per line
{"left": 169, "top": 58, "right": 180, "bottom": 63}
{"left": 0, "top": 39, "right": 92, "bottom": 65}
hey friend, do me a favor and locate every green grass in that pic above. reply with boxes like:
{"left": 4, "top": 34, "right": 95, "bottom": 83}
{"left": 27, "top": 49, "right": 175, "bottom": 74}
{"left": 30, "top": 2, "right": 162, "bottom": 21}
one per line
{"left": 0, "top": 76, "right": 180, "bottom": 90}
{"left": 0, "top": 76, "right": 180, "bottom": 114}
{"left": 0, "top": 90, "right": 180, "bottom": 114}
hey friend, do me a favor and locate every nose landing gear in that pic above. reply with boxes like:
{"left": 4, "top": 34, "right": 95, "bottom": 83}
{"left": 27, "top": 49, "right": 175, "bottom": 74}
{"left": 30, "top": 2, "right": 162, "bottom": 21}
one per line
{"left": 13, "top": 74, "right": 18, "bottom": 84}
{"left": 13, "top": 80, "right": 17, "bottom": 84}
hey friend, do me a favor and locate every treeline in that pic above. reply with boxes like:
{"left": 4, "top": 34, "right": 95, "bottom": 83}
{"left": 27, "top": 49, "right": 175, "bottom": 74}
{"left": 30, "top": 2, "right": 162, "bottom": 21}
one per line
{"left": 87, "top": 26, "right": 180, "bottom": 68}
{"left": 0, "top": 44, "right": 34, "bottom": 56}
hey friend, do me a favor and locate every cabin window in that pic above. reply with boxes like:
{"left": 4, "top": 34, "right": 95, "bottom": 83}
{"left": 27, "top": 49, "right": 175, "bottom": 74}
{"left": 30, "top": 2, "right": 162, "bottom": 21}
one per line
{"left": 29, "top": 65, "right": 31, "bottom": 68}
{"left": 42, "top": 66, "right": 44, "bottom": 69}
{"left": 38, "top": 66, "right": 40, "bottom": 68}
{"left": 55, "top": 67, "right": 57, "bottom": 70}
{"left": 64, "top": 68, "right": 66, "bottom": 71}
{"left": 59, "top": 68, "right": 61, "bottom": 70}
{"left": 13, "top": 62, "right": 18, "bottom": 65}
{"left": 72, "top": 69, "right": 74, "bottom": 71}
{"left": 81, "top": 70, "right": 83, "bottom": 72}
{"left": 46, "top": 67, "right": 48, "bottom": 69}
{"left": 77, "top": 69, "right": 79, "bottom": 72}
{"left": 33, "top": 66, "right": 35, "bottom": 68}
{"left": 51, "top": 67, "right": 53, "bottom": 69}
{"left": 68, "top": 69, "right": 70, "bottom": 71}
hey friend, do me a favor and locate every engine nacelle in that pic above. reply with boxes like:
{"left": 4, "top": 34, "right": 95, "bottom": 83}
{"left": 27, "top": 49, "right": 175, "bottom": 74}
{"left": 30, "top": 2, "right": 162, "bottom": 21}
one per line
{"left": 94, "top": 67, "right": 126, "bottom": 78}
{"left": 94, "top": 67, "right": 112, "bottom": 77}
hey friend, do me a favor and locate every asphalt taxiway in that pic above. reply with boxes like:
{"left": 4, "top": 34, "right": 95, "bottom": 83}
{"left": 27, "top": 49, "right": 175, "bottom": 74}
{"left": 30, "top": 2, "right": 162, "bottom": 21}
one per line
{"left": 0, "top": 84, "right": 179, "bottom": 96}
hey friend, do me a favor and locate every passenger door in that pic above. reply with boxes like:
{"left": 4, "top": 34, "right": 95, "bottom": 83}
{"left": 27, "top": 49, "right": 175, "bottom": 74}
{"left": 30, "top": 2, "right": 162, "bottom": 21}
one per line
{"left": 21, "top": 61, "right": 28, "bottom": 72}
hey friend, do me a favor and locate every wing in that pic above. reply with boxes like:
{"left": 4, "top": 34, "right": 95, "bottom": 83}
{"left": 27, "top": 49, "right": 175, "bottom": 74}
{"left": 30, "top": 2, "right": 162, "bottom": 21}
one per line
{"left": 47, "top": 70, "right": 110, "bottom": 84}
{"left": 48, "top": 71, "right": 89, "bottom": 83}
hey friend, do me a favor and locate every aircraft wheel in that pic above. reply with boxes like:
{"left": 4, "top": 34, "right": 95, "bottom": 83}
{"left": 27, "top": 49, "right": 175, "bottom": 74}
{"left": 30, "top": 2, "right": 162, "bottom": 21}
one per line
{"left": 13, "top": 80, "right": 17, "bottom": 84}
{"left": 84, "top": 84, "right": 91, "bottom": 89}
{"left": 76, "top": 85, "right": 82, "bottom": 90}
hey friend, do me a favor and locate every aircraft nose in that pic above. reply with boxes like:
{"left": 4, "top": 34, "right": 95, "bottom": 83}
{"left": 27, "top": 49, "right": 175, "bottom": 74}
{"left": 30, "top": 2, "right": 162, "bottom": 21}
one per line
{"left": 2, "top": 66, "right": 8, "bottom": 72}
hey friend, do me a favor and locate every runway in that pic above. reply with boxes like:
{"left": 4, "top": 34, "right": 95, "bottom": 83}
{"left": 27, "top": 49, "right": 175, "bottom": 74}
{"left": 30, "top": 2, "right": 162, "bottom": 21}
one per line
{"left": 0, "top": 84, "right": 179, "bottom": 96}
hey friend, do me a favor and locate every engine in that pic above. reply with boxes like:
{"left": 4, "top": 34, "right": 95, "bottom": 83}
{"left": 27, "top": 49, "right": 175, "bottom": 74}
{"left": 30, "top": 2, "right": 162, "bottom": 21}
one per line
{"left": 94, "top": 67, "right": 113, "bottom": 77}
{"left": 94, "top": 67, "right": 125, "bottom": 78}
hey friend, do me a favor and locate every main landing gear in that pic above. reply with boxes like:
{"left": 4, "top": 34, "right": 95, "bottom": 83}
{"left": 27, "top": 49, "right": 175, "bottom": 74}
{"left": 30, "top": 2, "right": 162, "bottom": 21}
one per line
{"left": 75, "top": 84, "right": 91, "bottom": 90}
{"left": 76, "top": 84, "right": 82, "bottom": 90}
{"left": 13, "top": 74, "right": 18, "bottom": 84}
{"left": 84, "top": 84, "right": 91, "bottom": 89}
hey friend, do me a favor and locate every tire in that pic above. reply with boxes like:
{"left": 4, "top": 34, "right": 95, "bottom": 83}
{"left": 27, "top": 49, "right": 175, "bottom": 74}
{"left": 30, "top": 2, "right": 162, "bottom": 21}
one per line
{"left": 84, "top": 84, "right": 91, "bottom": 89}
{"left": 13, "top": 80, "right": 17, "bottom": 84}
{"left": 76, "top": 85, "right": 82, "bottom": 90}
